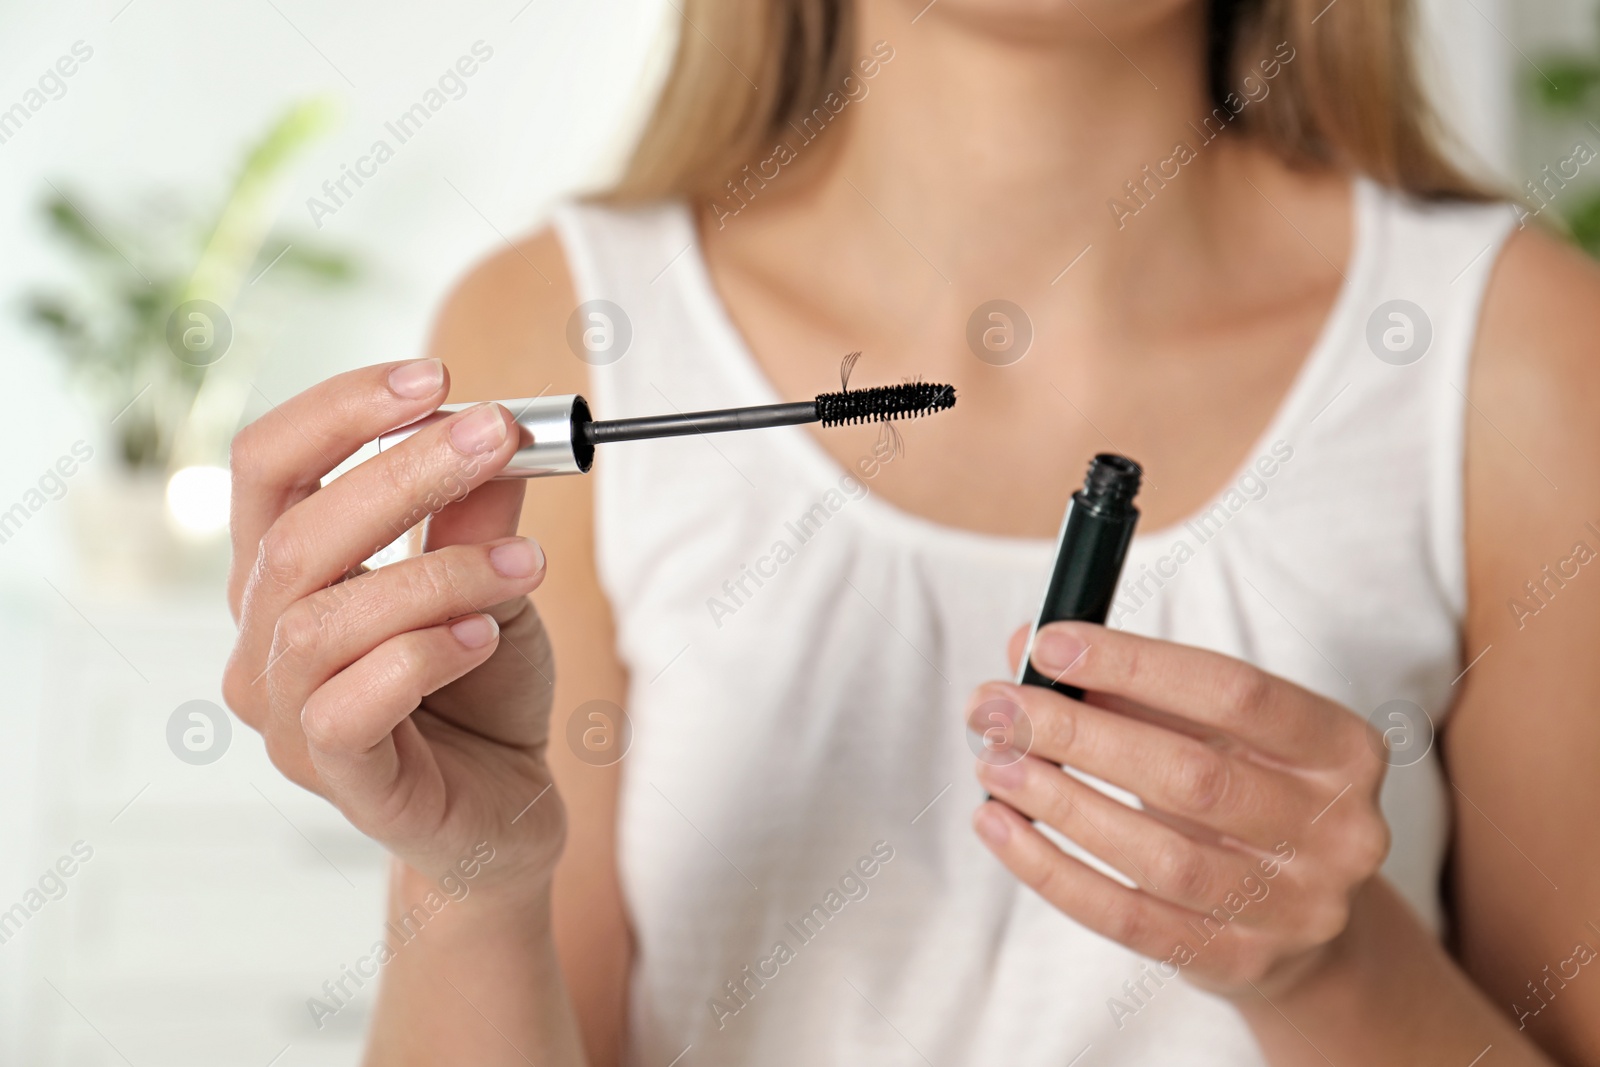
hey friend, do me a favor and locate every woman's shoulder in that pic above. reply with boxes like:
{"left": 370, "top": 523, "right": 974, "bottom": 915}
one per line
{"left": 426, "top": 225, "right": 581, "bottom": 402}
{"left": 1479, "top": 222, "right": 1600, "bottom": 390}
{"left": 428, "top": 198, "right": 691, "bottom": 401}
{"left": 1473, "top": 223, "right": 1600, "bottom": 499}
{"left": 1466, "top": 221, "right": 1600, "bottom": 620}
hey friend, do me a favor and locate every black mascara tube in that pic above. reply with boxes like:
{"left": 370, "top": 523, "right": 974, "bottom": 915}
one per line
{"left": 1018, "top": 454, "right": 1142, "bottom": 697}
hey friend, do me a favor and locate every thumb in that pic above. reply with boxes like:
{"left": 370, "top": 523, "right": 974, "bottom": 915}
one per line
{"left": 424, "top": 476, "right": 529, "bottom": 552}
{"left": 429, "top": 598, "right": 556, "bottom": 750}
{"left": 1007, "top": 623, "right": 1031, "bottom": 677}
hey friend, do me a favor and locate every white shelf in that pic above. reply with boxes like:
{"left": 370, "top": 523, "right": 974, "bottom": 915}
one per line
{"left": 1, "top": 590, "right": 390, "bottom": 1067}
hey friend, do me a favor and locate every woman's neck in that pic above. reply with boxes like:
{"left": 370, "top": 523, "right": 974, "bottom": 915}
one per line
{"left": 826, "top": 2, "right": 1217, "bottom": 276}
{"left": 701, "top": 1, "right": 1348, "bottom": 374}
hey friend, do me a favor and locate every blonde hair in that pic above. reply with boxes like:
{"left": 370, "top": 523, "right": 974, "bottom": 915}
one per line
{"left": 606, "top": 0, "right": 1489, "bottom": 205}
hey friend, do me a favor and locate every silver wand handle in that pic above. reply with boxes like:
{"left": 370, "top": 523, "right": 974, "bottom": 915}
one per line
{"left": 376, "top": 395, "right": 595, "bottom": 478}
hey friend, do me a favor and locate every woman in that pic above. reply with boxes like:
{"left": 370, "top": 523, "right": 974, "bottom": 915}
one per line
{"left": 223, "top": 0, "right": 1600, "bottom": 1063}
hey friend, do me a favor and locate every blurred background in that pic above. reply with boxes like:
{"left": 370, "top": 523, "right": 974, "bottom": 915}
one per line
{"left": 0, "top": 0, "right": 1597, "bottom": 1062}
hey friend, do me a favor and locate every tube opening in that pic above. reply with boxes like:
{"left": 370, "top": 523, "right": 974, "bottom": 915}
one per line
{"left": 570, "top": 395, "right": 595, "bottom": 473}
{"left": 1080, "top": 453, "right": 1142, "bottom": 511}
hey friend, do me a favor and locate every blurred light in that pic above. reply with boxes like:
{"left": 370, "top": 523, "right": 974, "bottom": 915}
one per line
{"left": 166, "top": 466, "right": 231, "bottom": 535}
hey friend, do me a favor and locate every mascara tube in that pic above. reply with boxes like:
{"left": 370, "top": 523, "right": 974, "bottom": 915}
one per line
{"left": 1018, "top": 454, "right": 1142, "bottom": 696}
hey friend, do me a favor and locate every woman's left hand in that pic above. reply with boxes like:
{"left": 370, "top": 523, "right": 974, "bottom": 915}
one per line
{"left": 967, "top": 621, "right": 1391, "bottom": 1001}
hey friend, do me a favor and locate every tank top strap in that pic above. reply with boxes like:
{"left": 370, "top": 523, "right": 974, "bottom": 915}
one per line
{"left": 549, "top": 199, "right": 734, "bottom": 417}
{"left": 1288, "top": 179, "right": 1517, "bottom": 618}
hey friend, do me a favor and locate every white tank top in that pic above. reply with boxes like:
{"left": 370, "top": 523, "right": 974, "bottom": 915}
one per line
{"left": 551, "top": 179, "right": 1515, "bottom": 1067}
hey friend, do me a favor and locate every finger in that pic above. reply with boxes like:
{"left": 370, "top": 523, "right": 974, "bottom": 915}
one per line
{"left": 228, "top": 359, "right": 450, "bottom": 617}
{"left": 425, "top": 477, "right": 528, "bottom": 552}
{"left": 263, "top": 537, "right": 546, "bottom": 725}
{"left": 1012, "top": 628, "right": 1236, "bottom": 747}
{"left": 1006, "top": 623, "right": 1030, "bottom": 677}
{"left": 969, "top": 682, "right": 1314, "bottom": 844}
{"left": 300, "top": 614, "right": 502, "bottom": 831}
{"left": 236, "top": 402, "right": 520, "bottom": 674}
{"left": 977, "top": 754, "right": 1273, "bottom": 918}
{"left": 973, "top": 800, "right": 1210, "bottom": 964}
{"left": 1027, "top": 623, "right": 1351, "bottom": 761}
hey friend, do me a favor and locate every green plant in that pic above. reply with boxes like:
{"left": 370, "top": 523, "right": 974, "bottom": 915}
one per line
{"left": 22, "top": 99, "right": 355, "bottom": 471}
{"left": 1528, "top": 29, "right": 1600, "bottom": 258}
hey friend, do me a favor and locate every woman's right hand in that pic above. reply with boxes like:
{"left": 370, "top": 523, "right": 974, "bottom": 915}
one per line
{"left": 221, "top": 359, "right": 566, "bottom": 892}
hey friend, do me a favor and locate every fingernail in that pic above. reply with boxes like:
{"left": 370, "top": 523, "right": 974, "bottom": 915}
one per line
{"left": 489, "top": 538, "right": 544, "bottom": 579}
{"left": 979, "top": 757, "right": 1025, "bottom": 791}
{"left": 1035, "top": 628, "right": 1087, "bottom": 674}
{"left": 388, "top": 358, "right": 444, "bottom": 399}
{"left": 451, "top": 613, "right": 499, "bottom": 649}
{"left": 975, "top": 805, "right": 1011, "bottom": 846}
{"left": 450, "top": 403, "right": 507, "bottom": 454}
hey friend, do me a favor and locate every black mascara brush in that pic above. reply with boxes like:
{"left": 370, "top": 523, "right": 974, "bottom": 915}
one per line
{"left": 583, "top": 380, "right": 957, "bottom": 444}
{"left": 377, "top": 363, "right": 957, "bottom": 478}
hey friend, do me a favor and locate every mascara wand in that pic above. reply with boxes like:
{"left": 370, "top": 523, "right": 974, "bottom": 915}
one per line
{"left": 582, "top": 380, "right": 957, "bottom": 445}
{"left": 376, "top": 361, "right": 957, "bottom": 479}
